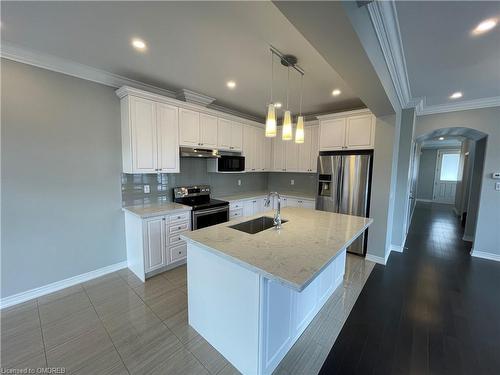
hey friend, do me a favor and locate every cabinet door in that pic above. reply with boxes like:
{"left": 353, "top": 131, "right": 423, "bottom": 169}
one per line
{"left": 272, "top": 128, "right": 286, "bottom": 172}
{"left": 179, "top": 109, "right": 200, "bottom": 147}
{"left": 130, "top": 96, "right": 157, "bottom": 172}
{"left": 300, "top": 199, "right": 315, "bottom": 209}
{"left": 217, "top": 118, "right": 232, "bottom": 150}
{"left": 199, "top": 113, "right": 218, "bottom": 148}
{"left": 309, "top": 126, "right": 320, "bottom": 172}
{"left": 254, "top": 128, "right": 264, "bottom": 172}
{"left": 231, "top": 122, "right": 243, "bottom": 151}
{"left": 243, "top": 200, "right": 254, "bottom": 217}
{"left": 286, "top": 197, "right": 299, "bottom": 207}
{"left": 285, "top": 140, "right": 299, "bottom": 172}
{"left": 263, "top": 136, "right": 272, "bottom": 171}
{"left": 144, "top": 217, "right": 167, "bottom": 272}
{"left": 243, "top": 126, "right": 255, "bottom": 171}
{"left": 156, "top": 103, "right": 180, "bottom": 173}
{"left": 298, "top": 128, "right": 312, "bottom": 172}
{"left": 345, "top": 114, "right": 374, "bottom": 149}
{"left": 319, "top": 118, "right": 346, "bottom": 151}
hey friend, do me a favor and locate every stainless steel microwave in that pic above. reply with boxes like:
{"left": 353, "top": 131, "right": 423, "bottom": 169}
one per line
{"left": 207, "top": 155, "right": 245, "bottom": 173}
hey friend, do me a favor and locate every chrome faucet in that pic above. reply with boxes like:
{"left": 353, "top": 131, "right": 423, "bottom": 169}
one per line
{"left": 265, "top": 192, "right": 282, "bottom": 229}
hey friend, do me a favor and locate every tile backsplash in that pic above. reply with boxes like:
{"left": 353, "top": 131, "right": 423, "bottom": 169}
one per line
{"left": 121, "top": 158, "right": 268, "bottom": 206}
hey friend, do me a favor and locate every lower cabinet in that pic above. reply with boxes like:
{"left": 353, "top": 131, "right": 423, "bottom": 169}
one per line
{"left": 229, "top": 195, "right": 315, "bottom": 220}
{"left": 124, "top": 210, "right": 191, "bottom": 281}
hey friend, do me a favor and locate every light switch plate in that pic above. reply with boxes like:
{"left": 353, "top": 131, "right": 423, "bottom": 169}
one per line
{"left": 143, "top": 185, "right": 150, "bottom": 194}
{"left": 237, "top": 179, "right": 241, "bottom": 186}
{"left": 495, "top": 182, "right": 500, "bottom": 191}
{"left": 291, "top": 179, "right": 295, "bottom": 185}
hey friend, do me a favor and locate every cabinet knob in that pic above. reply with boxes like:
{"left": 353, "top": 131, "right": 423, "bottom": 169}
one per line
{"left": 162, "top": 218, "right": 166, "bottom": 221}
{"left": 178, "top": 226, "right": 182, "bottom": 230}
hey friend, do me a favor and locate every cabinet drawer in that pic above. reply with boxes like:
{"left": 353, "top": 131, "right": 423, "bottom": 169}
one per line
{"left": 229, "top": 201, "right": 243, "bottom": 210}
{"left": 170, "top": 243, "right": 187, "bottom": 262}
{"left": 169, "top": 211, "right": 190, "bottom": 224}
{"left": 229, "top": 208, "right": 243, "bottom": 220}
{"left": 168, "top": 222, "right": 190, "bottom": 234}
{"left": 168, "top": 233, "right": 185, "bottom": 246}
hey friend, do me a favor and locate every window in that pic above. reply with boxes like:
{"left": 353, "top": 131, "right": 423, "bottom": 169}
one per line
{"left": 439, "top": 152, "right": 460, "bottom": 181}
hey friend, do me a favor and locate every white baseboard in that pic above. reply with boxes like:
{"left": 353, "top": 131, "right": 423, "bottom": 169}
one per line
{"left": 462, "top": 234, "right": 474, "bottom": 242}
{"left": 390, "top": 244, "right": 404, "bottom": 253}
{"left": 366, "top": 250, "right": 391, "bottom": 265}
{"left": 416, "top": 198, "right": 433, "bottom": 203}
{"left": 470, "top": 249, "right": 500, "bottom": 262}
{"left": 0, "top": 261, "right": 127, "bottom": 309}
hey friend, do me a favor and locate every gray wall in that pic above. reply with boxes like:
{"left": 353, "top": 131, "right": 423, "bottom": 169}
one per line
{"left": 122, "top": 158, "right": 268, "bottom": 206}
{"left": 416, "top": 107, "right": 500, "bottom": 256}
{"left": 464, "top": 138, "right": 486, "bottom": 241}
{"left": 391, "top": 107, "right": 416, "bottom": 249}
{"left": 367, "top": 114, "right": 398, "bottom": 261}
{"left": 416, "top": 149, "right": 437, "bottom": 200}
{"left": 455, "top": 139, "right": 475, "bottom": 216}
{"left": 1, "top": 59, "right": 126, "bottom": 297}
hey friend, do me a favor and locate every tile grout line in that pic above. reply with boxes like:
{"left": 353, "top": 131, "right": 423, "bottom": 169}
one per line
{"left": 81, "top": 283, "right": 132, "bottom": 375}
{"left": 35, "top": 299, "right": 49, "bottom": 368}
{"left": 118, "top": 270, "right": 214, "bottom": 374}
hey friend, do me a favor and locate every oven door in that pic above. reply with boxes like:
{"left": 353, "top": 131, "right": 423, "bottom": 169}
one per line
{"left": 218, "top": 156, "right": 245, "bottom": 172}
{"left": 192, "top": 206, "right": 229, "bottom": 230}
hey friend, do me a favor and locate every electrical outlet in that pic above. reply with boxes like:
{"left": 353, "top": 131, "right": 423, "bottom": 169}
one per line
{"left": 143, "top": 185, "right": 150, "bottom": 194}
{"left": 238, "top": 179, "right": 241, "bottom": 186}
{"left": 291, "top": 179, "right": 295, "bottom": 185}
{"left": 495, "top": 182, "right": 500, "bottom": 191}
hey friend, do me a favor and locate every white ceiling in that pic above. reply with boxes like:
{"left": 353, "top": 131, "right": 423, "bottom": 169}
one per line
{"left": 1, "top": 1, "right": 365, "bottom": 119}
{"left": 396, "top": 1, "right": 500, "bottom": 108}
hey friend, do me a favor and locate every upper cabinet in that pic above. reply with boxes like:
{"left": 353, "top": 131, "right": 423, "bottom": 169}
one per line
{"left": 318, "top": 109, "right": 375, "bottom": 151}
{"left": 272, "top": 125, "right": 319, "bottom": 173}
{"left": 217, "top": 119, "right": 243, "bottom": 151}
{"left": 199, "top": 113, "right": 218, "bottom": 148}
{"left": 179, "top": 109, "right": 218, "bottom": 148}
{"left": 120, "top": 95, "right": 179, "bottom": 174}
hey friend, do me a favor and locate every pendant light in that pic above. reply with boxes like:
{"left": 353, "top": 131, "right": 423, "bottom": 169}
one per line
{"left": 265, "top": 51, "right": 277, "bottom": 137}
{"left": 295, "top": 74, "right": 304, "bottom": 144}
{"left": 282, "top": 66, "right": 293, "bottom": 141}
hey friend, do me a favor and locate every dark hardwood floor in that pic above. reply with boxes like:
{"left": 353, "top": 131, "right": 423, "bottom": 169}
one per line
{"left": 320, "top": 202, "right": 500, "bottom": 375}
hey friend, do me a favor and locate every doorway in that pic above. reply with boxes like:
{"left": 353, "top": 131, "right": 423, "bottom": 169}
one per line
{"left": 432, "top": 148, "right": 461, "bottom": 203}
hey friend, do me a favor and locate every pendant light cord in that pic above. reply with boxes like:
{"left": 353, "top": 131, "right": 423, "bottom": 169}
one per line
{"left": 299, "top": 74, "right": 303, "bottom": 116}
{"left": 286, "top": 66, "right": 290, "bottom": 110}
{"left": 270, "top": 51, "right": 274, "bottom": 104}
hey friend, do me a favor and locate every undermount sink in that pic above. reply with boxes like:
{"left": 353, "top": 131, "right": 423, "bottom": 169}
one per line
{"left": 229, "top": 216, "right": 288, "bottom": 234}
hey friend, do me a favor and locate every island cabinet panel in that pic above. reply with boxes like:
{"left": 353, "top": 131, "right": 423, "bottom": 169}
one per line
{"left": 186, "top": 240, "right": 347, "bottom": 375}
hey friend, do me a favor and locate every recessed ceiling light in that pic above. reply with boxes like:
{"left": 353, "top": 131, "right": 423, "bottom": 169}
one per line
{"left": 332, "top": 89, "right": 341, "bottom": 96}
{"left": 274, "top": 102, "right": 282, "bottom": 108}
{"left": 472, "top": 18, "right": 498, "bottom": 35}
{"left": 450, "top": 92, "right": 463, "bottom": 99}
{"left": 226, "top": 81, "right": 236, "bottom": 89}
{"left": 131, "top": 38, "right": 147, "bottom": 51}
{"left": 439, "top": 137, "right": 445, "bottom": 141}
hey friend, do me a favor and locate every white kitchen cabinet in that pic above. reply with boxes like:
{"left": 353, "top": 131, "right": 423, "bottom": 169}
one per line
{"left": 124, "top": 210, "right": 191, "bottom": 281}
{"left": 243, "top": 199, "right": 263, "bottom": 216}
{"left": 243, "top": 125, "right": 261, "bottom": 172}
{"left": 263, "top": 136, "right": 272, "bottom": 171}
{"left": 318, "top": 109, "right": 375, "bottom": 151}
{"left": 179, "top": 108, "right": 200, "bottom": 147}
{"left": 319, "top": 118, "right": 346, "bottom": 151}
{"left": 299, "top": 199, "right": 316, "bottom": 209}
{"left": 309, "top": 126, "right": 320, "bottom": 172}
{"left": 144, "top": 217, "right": 167, "bottom": 272}
{"left": 272, "top": 128, "right": 286, "bottom": 172}
{"left": 217, "top": 118, "right": 243, "bottom": 151}
{"left": 285, "top": 138, "right": 300, "bottom": 172}
{"left": 345, "top": 114, "right": 375, "bottom": 149}
{"left": 199, "top": 113, "right": 218, "bottom": 148}
{"left": 120, "top": 95, "right": 179, "bottom": 174}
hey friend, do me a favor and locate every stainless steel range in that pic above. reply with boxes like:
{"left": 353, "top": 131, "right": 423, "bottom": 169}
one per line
{"left": 173, "top": 185, "right": 229, "bottom": 230}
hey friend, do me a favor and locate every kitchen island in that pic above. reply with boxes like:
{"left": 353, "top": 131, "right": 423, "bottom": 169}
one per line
{"left": 181, "top": 207, "right": 372, "bottom": 375}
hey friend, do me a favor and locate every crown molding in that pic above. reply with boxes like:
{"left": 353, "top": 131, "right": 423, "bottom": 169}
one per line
{"left": 367, "top": 2, "right": 499, "bottom": 116}
{"left": 367, "top": 0, "right": 411, "bottom": 108}
{"left": 0, "top": 42, "right": 263, "bottom": 124}
{"left": 419, "top": 96, "right": 500, "bottom": 116}
{"left": 175, "top": 89, "right": 215, "bottom": 107}
{"left": 316, "top": 108, "right": 372, "bottom": 120}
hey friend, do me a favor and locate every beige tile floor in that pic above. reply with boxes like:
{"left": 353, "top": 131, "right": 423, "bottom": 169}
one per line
{"left": 1, "top": 255, "right": 374, "bottom": 375}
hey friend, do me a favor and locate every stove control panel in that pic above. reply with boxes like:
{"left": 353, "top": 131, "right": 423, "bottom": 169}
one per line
{"left": 173, "top": 185, "right": 211, "bottom": 198}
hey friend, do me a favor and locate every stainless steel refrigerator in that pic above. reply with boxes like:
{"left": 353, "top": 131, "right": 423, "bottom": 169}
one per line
{"left": 316, "top": 151, "right": 373, "bottom": 256}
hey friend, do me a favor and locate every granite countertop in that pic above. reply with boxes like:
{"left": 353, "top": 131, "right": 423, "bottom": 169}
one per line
{"left": 181, "top": 207, "right": 372, "bottom": 291}
{"left": 123, "top": 202, "right": 192, "bottom": 218}
{"left": 216, "top": 191, "right": 316, "bottom": 202}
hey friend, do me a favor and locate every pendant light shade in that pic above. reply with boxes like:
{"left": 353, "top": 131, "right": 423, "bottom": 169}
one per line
{"left": 282, "top": 110, "right": 293, "bottom": 141}
{"left": 295, "top": 116, "right": 304, "bottom": 143}
{"left": 265, "top": 104, "right": 277, "bottom": 137}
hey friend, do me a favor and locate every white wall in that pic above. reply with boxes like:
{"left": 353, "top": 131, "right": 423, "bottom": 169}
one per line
{"left": 416, "top": 148, "right": 438, "bottom": 200}
{"left": 1, "top": 60, "right": 126, "bottom": 298}
{"left": 416, "top": 107, "right": 500, "bottom": 257}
